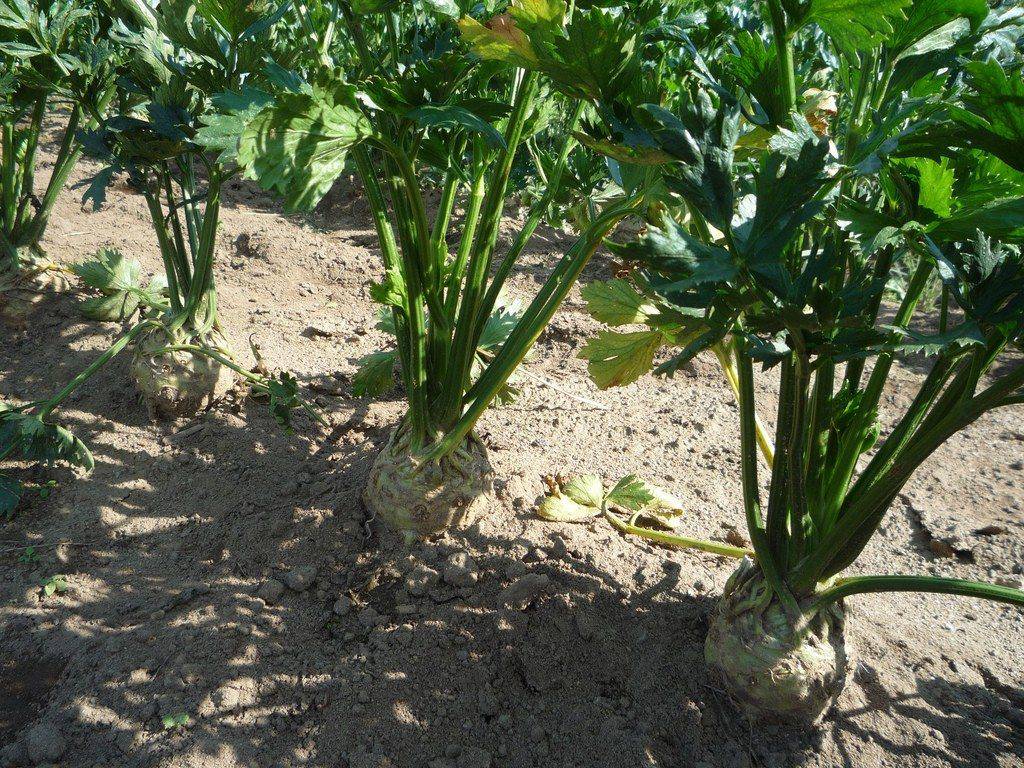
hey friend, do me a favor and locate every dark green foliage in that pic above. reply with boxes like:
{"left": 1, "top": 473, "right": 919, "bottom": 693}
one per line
{"left": 232, "top": 0, "right": 652, "bottom": 463}
{"left": 0, "top": 402, "right": 94, "bottom": 517}
{"left": 561, "top": 0, "right": 1024, "bottom": 613}
{"left": 0, "top": 0, "right": 117, "bottom": 271}
{"left": 0, "top": 408, "right": 94, "bottom": 472}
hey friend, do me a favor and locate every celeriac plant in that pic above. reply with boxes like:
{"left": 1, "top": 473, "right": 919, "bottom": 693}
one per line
{"left": 523, "top": 0, "right": 1024, "bottom": 725}
{"left": 1, "top": 0, "right": 317, "bottom": 516}
{"left": 232, "top": 0, "right": 653, "bottom": 538}
{"left": 77, "top": 0, "right": 296, "bottom": 418}
{"left": 0, "top": 0, "right": 116, "bottom": 323}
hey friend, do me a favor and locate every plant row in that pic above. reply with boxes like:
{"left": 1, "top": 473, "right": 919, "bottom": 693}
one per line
{"left": 2, "top": 0, "right": 1023, "bottom": 727}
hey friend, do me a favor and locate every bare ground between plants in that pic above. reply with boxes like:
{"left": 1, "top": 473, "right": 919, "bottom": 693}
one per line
{"left": 1, "top": 118, "right": 1023, "bottom": 768}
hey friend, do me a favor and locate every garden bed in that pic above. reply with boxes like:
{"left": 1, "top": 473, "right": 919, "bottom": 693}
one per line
{"left": 1, "top": 119, "right": 1023, "bottom": 768}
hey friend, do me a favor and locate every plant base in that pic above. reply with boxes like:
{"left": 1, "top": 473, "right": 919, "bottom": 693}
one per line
{"left": 362, "top": 425, "right": 494, "bottom": 538}
{"left": 0, "top": 249, "right": 71, "bottom": 326}
{"left": 704, "top": 559, "right": 852, "bottom": 727}
{"left": 131, "top": 326, "right": 235, "bottom": 420}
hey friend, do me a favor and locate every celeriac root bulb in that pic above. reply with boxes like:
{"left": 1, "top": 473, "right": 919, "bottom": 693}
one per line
{"left": 0, "top": 249, "right": 71, "bottom": 326}
{"left": 131, "top": 325, "right": 234, "bottom": 419}
{"left": 704, "top": 559, "right": 852, "bottom": 726}
{"left": 362, "top": 424, "right": 494, "bottom": 538}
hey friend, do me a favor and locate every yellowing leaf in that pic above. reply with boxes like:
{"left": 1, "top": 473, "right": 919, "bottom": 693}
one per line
{"left": 537, "top": 472, "right": 603, "bottom": 522}
{"left": 573, "top": 132, "right": 674, "bottom": 166}
{"left": 637, "top": 486, "right": 689, "bottom": 530}
{"left": 581, "top": 279, "right": 654, "bottom": 326}
{"left": 537, "top": 493, "right": 600, "bottom": 522}
{"left": 580, "top": 330, "right": 665, "bottom": 389}
{"left": 458, "top": 15, "right": 538, "bottom": 68}
{"left": 511, "top": 0, "right": 565, "bottom": 26}
{"left": 563, "top": 474, "right": 604, "bottom": 508}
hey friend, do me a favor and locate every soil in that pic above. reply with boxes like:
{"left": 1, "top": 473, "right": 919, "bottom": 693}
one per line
{"left": 1, "top": 115, "right": 1023, "bottom": 768}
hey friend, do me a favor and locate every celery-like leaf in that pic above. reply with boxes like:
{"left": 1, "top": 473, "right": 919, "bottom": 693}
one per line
{"left": 0, "top": 410, "right": 94, "bottom": 473}
{"left": 581, "top": 279, "right": 653, "bottom": 326}
{"left": 407, "top": 105, "right": 506, "bottom": 149}
{"left": 352, "top": 351, "right": 398, "bottom": 398}
{"left": 239, "top": 90, "right": 372, "bottom": 212}
{"left": 73, "top": 248, "right": 165, "bottom": 322}
{"left": 580, "top": 329, "right": 665, "bottom": 389}
{"left": 611, "top": 220, "right": 738, "bottom": 289}
{"left": 807, "top": 0, "right": 911, "bottom": 52}
{"left": 564, "top": 474, "right": 604, "bottom": 508}
{"left": 887, "top": 0, "right": 988, "bottom": 58}
{"left": 537, "top": 493, "right": 600, "bottom": 522}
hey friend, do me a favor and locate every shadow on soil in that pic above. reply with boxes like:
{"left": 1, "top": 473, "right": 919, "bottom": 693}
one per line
{"left": 831, "top": 673, "right": 1024, "bottom": 768}
{"left": 2, "top": 298, "right": 1023, "bottom": 768}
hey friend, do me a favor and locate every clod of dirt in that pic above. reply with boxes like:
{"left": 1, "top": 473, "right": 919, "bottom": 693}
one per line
{"left": 405, "top": 564, "right": 440, "bottom": 597}
{"left": 257, "top": 579, "right": 285, "bottom": 604}
{"left": 994, "top": 575, "right": 1024, "bottom": 589}
{"left": 975, "top": 525, "right": 1007, "bottom": 536}
{"left": 233, "top": 232, "right": 271, "bottom": 262}
{"left": 442, "top": 552, "right": 479, "bottom": 588}
{"left": 284, "top": 565, "right": 318, "bottom": 592}
{"left": 302, "top": 324, "right": 336, "bottom": 338}
{"left": 930, "top": 539, "right": 958, "bottom": 559}
{"left": 333, "top": 595, "right": 353, "bottom": 615}
{"left": 498, "top": 573, "right": 550, "bottom": 610}
{"left": 24, "top": 720, "right": 66, "bottom": 764}
{"left": 358, "top": 606, "right": 382, "bottom": 628}
{"left": 202, "top": 679, "right": 257, "bottom": 716}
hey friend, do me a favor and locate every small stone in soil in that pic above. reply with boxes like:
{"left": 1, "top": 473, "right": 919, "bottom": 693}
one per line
{"left": 284, "top": 565, "right": 318, "bottom": 591}
{"left": 24, "top": 721, "right": 66, "bottom": 764}
{"left": 405, "top": 564, "right": 440, "bottom": 596}
{"left": 498, "top": 573, "right": 550, "bottom": 611}
{"left": 258, "top": 579, "right": 285, "bottom": 604}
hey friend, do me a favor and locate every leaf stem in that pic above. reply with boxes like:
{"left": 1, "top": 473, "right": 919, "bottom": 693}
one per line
{"left": 812, "top": 575, "right": 1024, "bottom": 613}
{"left": 477, "top": 99, "right": 586, "bottom": 326}
{"left": 424, "top": 196, "right": 641, "bottom": 463}
{"left": 764, "top": 0, "right": 798, "bottom": 117}
{"left": 602, "top": 504, "right": 752, "bottom": 559}
{"left": 39, "top": 320, "right": 159, "bottom": 420}
{"left": 735, "top": 336, "right": 800, "bottom": 614}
